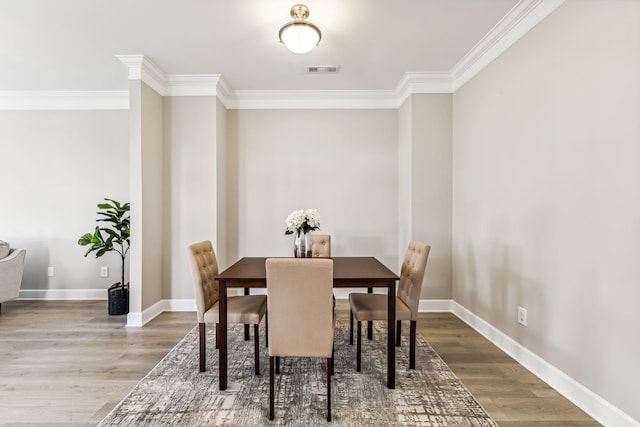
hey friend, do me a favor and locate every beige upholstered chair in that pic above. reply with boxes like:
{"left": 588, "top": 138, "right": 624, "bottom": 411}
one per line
{"left": 0, "top": 247, "right": 26, "bottom": 313}
{"left": 188, "top": 240, "right": 267, "bottom": 375}
{"left": 309, "top": 234, "right": 331, "bottom": 257}
{"left": 309, "top": 234, "right": 335, "bottom": 307}
{"left": 349, "top": 240, "right": 430, "bottom": 371}
{"left": 266, "top": 258, "right": 334, "bottom": 422}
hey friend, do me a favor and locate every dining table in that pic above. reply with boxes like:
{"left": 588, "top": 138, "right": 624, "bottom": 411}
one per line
{"left": 215, "top": 256, "right": 400, "bottom": 390}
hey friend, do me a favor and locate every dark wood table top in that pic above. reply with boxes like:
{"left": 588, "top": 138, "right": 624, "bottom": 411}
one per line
{"left": 215, "top": 256, "right": 399, "bottom": 288}
{"left": 215, "top": 255, "right": 399, "bottom": 390}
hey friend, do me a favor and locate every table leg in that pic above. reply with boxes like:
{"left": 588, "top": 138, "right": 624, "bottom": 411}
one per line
{"left": 219, "top": 279, "right": 228, "bottom": 390}
{"left": 367, "top": 287, "right": 373, "bottom": 340}
{"left": 244, "top": 288, "right": 250, "bottom": 340}
{"left": 387, "top": 279, "right": 396, "bottom": 389}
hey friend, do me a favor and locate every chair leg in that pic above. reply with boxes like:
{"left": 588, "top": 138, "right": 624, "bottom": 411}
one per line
{"left": 265, "top": 311, "right": 269, "bottom": 348}
{"left": 244, "top": 288, "right": 250, "bottom": 341}
{"left": 410, "top": 320, "right": 417, "bottom": 369}
{"left": 269, "top": 356, "right": 275, "bottom": 420}
{"left": 367, "top": 287, "right": 373, "bottom": 340}
{"left": 331, "top": 343, "right": 335, "bottom": 375}
{"left": 199, "top": 322, "right": 206, "bottom": 372}
{"left": 327, "top": 357, "right": 332, "bottom": 422}
{"left": 349, "top": 310, "right": 354, "bottom": 345}
{"left": 356, "top": 320, "right": 362, "bottom": 372}
{"left": 254, "top": 324, "right": 260, "bottom": 375}
{"left": 276, "top": 356, "right": 280, "bottom": 374}
{"left": 396, "top": 320, "right": 402, "bottom": 347}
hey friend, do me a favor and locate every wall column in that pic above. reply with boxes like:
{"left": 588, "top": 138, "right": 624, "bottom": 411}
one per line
{"left": 398, "top": 94, "right": 453, "bottom": 300}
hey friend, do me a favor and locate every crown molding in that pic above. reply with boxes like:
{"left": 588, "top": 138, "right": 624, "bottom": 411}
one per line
{"left": 116, "top": 54, "right": 167, "bottom": 95}
{"left": 395, "top": 72, "right": 453, "bottom": 105}
{"left": 0, "top": 91, "right": 129, "bottom": 110}
{"left": 229, "top": 89, "right": 398, "bottom": 110}
{"left": 0, "top": 80, "right": 439, "bottom": 111}
{"left": 1, "top": 1, "right": 563, "bottom": 111}
{"left": 227, "top": 71, "right": 453, "bottom": 110}
{"left": 165, "top": 75, "right": 218, "bottom": 97}
{"left": 450, "top": 0, "right": 565, "bottom": 91}
{"left": 116, "top": 55, "right": 233, "bottom": 104}
{"left": 215, "top": 76, "right": 234, "bottom": 109}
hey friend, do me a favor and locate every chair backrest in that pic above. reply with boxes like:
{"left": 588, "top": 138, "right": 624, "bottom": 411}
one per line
{"left": 397, "top": 240, "right": 430, "bottom": 320}
{"left": 188, "top": 240, "right": 219, "bottom": 322}
{"left": 309, "top": 234, "right": 331, "bottom": 257}
{"left": 266, "top": 258, "right": 334, "bottom": 358}
{"left": 0, "top": 248, "right": 26, "bottom": 303}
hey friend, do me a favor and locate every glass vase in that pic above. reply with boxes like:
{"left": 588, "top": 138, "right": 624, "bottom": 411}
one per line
{"left": 294, "top": 233, "right": 312, "bottom": 258}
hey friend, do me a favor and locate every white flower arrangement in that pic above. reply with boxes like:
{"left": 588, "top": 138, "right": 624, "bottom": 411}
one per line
{"left": 285, "top": 208, "right": 321, "bottom": 236}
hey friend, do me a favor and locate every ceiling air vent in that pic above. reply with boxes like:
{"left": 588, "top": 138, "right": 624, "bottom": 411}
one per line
{"left": 307, "top": 65, "right": 340, "bottom": 74}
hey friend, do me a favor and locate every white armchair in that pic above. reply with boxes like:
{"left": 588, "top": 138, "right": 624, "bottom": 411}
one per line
{"left": 0, "top": 247, "right": 26, "bottom": 313}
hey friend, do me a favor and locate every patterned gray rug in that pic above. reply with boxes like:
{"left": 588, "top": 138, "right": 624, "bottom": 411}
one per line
{"left": 100, "top": 320, "right": 497, "bottom": 426}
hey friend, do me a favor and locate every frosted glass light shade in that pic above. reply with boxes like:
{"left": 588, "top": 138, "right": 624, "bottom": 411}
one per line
{"left": 279, "top": 22, "right": 321, "bottom": 54}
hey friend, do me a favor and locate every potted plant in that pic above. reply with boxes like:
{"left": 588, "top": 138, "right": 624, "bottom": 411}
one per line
{"left": 78, "top": 198, "right": 130, "bottom": 315}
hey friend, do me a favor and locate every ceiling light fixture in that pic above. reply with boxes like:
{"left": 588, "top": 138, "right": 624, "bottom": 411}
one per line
{"left": 278, "top": 4, "right": 321, "bottom": 54}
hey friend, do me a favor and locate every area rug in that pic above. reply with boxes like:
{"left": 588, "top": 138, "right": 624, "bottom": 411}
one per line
{"left": 99, "top": 320, "right": 497, "bottom": 426}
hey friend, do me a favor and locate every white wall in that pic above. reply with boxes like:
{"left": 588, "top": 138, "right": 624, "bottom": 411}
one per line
{"left": 0, "top": 110, "right": 128, "bottom": 297}
{"left": 163, "top": 96, "right": 218, "bottom": 301}
{"left": 452, "top": 0, "right": 640, "bottom": 421}
{"left": 402, "top": 94, "right": 453, "bottom": 299}
{"left": 227, "top": 109, "right": 399, "bottom": 271}
{"left": 398, "top": 97, "right": 412, "bottom": 262}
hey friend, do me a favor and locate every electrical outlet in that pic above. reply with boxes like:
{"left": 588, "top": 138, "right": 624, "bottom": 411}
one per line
{"left": 47, "top": 267, "right": 55, "bottom": 277}
{"left": 100, "top": 266, "right": 109, "bottom": 278}
{"left": 518, "top": 306, "right": 528, "bottom": 326}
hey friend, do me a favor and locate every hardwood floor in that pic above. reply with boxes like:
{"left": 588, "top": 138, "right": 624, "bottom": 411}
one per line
{"left": 0, "top": 300, "right": 600, "bottom": 426}
{"left": 0, "top": 300, "right": 194, "bottom": 426}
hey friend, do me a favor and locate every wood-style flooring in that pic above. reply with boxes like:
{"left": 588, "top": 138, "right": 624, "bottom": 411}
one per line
{"left": 0, "top": 299, "right": 600, "bottom": 426}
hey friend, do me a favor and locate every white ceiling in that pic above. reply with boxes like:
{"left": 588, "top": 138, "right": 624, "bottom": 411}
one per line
{"left": 1, "top": 0, "right": 525, "bottom": 93}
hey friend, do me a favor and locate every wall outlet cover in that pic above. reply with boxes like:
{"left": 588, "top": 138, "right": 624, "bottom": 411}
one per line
{"left": 518, "top": 306, "right": 528, "bottom": 326}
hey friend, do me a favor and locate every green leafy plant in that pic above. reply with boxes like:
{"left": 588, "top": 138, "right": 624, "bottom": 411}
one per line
{"left": 78, "top": 198, "right": 130, "bottom": 288}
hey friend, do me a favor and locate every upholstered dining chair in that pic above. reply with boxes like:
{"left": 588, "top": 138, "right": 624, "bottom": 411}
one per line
{"left": 309, "top": 234, "right": 335, "bottom": 308}
{"left": 188, "top": 240, "right": 267, "bottom": 375}
{"left": 266, "top": 258, "right": 335, "bottom": 422}
{"left": 349, "top": 240, "right": 430, "bottom": 371}
{"left": 309, "top": 234, "right": 331, "bottom": 258}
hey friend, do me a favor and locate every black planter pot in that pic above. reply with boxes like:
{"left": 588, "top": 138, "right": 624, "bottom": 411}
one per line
{"left": 108, "top": 283, "right": 129, "bottom": 315}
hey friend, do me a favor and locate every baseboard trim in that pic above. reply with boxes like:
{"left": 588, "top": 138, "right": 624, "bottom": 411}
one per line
{"left": 451, "top": 301, "right": 639, "bottom": 427}
{"left": 418, "top": 299, "right": 453, "bottom": 312}
{"left": 18, "top": 288, "right": 106, "bottom": 300}
{"left": 165, "top": 299, "right": 197, "bottom": 311}
{"left": 126, "top": 299, "right": 197, "bottom": 327}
